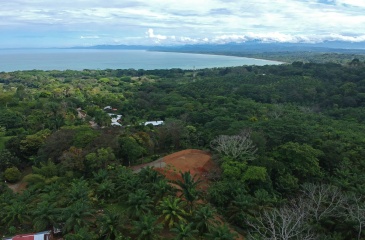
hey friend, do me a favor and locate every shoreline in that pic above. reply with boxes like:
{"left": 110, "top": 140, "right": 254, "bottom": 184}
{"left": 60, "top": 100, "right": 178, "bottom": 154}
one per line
{"left": 0, "top": 49, "right": 283, "bottom": 72}
{"left": 146, "top": 49, "right": 286, "bottom": 64}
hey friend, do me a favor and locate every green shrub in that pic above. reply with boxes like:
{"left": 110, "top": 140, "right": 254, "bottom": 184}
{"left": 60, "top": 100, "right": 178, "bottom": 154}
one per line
{"left": 4, "top": 167, "right": 21, "bottom": 183}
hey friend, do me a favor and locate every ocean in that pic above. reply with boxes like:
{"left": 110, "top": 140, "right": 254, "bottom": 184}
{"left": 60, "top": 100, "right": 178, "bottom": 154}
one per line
{"left": 0, "top": 49, "right": 282, "bottom": 72}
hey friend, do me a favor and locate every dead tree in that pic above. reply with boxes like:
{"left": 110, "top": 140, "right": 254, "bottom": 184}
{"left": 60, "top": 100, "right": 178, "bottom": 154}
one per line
{"left": 210, "top": 129, "right": 257, "bottom": 161}
{"left": 343, "top": 194, "right": 365, "bottom": 240}
{"left": 301, "top": 183, "right": 345, "bottom": 223}
{"left": 246, "top": 199, "right": 316, "bottom": 240}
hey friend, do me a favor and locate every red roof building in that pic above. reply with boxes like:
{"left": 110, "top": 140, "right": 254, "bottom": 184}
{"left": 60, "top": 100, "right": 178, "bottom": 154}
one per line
{"left": 5, "top": 231, "right": 51, "bottom": 240}
{"left": 12, "top": 234, "right": 34, "bottom": 240}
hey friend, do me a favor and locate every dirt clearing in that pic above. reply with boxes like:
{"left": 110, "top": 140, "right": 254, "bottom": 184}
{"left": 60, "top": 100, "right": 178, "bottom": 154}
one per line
{"left": 133, "top": 149, "right": 219, "bottom": 183}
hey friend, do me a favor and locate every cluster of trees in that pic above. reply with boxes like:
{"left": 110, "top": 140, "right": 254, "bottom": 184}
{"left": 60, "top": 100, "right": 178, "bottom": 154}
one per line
{"left": 1, "top": 58, "right": 365, "bottom": 238}
{"left": 0, "top": 166, "right": 235, "bottom": 239}
{"left": 238, "top": 52, "right": 365, "bottom": 65}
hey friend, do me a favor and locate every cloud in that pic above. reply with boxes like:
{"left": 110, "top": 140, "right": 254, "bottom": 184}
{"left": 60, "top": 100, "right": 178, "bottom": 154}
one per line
{"left": 324, "top": 34, "right": 365, "bottom": 42}
{"left": 146, "top": 28, "right": 201, "bottom": 44}
{"left": 145, "top": 28, "right": 365, "bottom": 45}
{"left": 146, "top": 28, "right": 167, "bottom": 42}
{"left": 80, "top": 35, "right": 100, "bottom": 39}
{"left": 1, "top": 0, "right": 365, "bottom": 48}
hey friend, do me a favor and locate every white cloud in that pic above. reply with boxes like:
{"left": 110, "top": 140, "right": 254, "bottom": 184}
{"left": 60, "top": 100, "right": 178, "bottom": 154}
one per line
{"left": 80, "top": 35, "right": 100, "bottom": 39}
{"left": 1, "top": 0, "right": 365, "bottom": 47}
{"left": 145, "top": 29, "right": 365, "bottom": 44}
{"left": 146, "top": 28, "right": 167, "bottom": 42}
{"left": 325, "top": 34, "right": 365, "bottom": 42}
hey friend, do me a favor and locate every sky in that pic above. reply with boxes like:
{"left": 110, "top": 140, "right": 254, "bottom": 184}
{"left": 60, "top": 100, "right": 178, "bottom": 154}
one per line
{"left": 1, "top": 0, "right": 365, "bottom": 48}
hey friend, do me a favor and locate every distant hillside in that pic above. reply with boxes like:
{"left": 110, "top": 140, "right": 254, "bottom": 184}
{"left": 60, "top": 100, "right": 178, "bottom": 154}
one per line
{"left": 75, "top": 41, "right": 365, "bottom": 53}
{"left": 71, "top": 41, "right": 365, "bottom": 64}
{"left": 150, "top": 41, "right": 365, "bottom": 63}
{"left": 71, "top": 44, "right": 147, "bottom": 50}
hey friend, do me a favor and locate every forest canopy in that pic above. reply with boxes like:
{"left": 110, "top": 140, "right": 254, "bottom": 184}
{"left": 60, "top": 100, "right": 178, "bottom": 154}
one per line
{"left": 1, "top": 59, "right": 365, "bottom": 239}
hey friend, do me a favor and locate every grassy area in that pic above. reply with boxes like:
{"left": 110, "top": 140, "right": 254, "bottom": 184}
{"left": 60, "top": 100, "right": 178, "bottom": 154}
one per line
{"left": 0, "top": 136, "right": 11, "bottom": 150}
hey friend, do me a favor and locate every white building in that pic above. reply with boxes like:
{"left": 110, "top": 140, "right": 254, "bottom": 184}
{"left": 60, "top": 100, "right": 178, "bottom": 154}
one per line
{"left": 108, "top": 113, "right": 122, "bottom": 126}
{"left": 144, "top": 121, "right": 164, "bottom": 126}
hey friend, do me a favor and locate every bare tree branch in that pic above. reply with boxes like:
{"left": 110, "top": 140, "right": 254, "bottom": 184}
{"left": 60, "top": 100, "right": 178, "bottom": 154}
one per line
{"left": 343, "top": 194, "right": 365, "bottom": 240}
{"left": 210, "top": 129, "right": 257, "bottom": 161}
{"left": 301, "top": 183, "right": 345, "bottom": 222}
{"left": 246, "top": 199, "right": 317, "bottom": 240}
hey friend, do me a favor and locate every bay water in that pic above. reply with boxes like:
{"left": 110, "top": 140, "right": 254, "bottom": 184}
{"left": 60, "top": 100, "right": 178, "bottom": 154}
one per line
{"left": 0, "top": 49, "right": 282, "bottom": 72}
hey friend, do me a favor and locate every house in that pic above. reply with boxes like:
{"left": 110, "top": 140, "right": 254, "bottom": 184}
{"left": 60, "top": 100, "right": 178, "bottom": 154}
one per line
{"left": 103, "top": 106, "right": 112, "bottom": 110}
{"left": 108, "top": 113, "right": 122, "bottom": 126}
{"left": 4, "top": 231, "right": 51, "bottom": 240}
{"left": 144, "top": 121, "right": 164, "bottom": 126}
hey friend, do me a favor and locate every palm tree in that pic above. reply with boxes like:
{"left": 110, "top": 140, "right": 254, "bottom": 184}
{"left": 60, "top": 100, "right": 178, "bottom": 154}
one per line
{"left": 0, "top": 189, "right": 14, "bottom": 221}
{"left": 132, "top": 214, "right": 163, "bottom": 240}
{"left": 192, "top": 204, "right": 219, "bottom": 235}
{"left": 95, "top": 179, "right": 115, "bottom": 201}
{"left": 92, "top": 169, "right": 109, "bottom": 183}
{"left": 67, "top": 179, "right": 91, "bottom": 204}
{"left": 151, "top": 179, "right": 175, "bottom": 203}
{"left": 63, "top": 227, "right": 98, "bottom": 240}
{"left": 32, "top": 200, "right": 59, "bottom": 231}
{"left": 114, "top": 167, "right": 141, "bottom": 202}
{"left": 2, "top": 200, "right": 30, "bottom": 229}
{"left": 158, "top": 196, "right": 188, "bottom": 228}
{"left": 97, "top": 209, "right": 126, "bottom": 240}
{"left": 171, "top": 222, "right": 198, "bottom": 240}
{"left": 16, "top": 186, "right": 38, "bottom": 202}
{"left": 227, "top": 193, "right": 257, "bottom": 225}
{"left": 174, "top": 171, "right": 203, "bottom": 210}
{"left": 60, "top": 200, "right": 95, "bottom": 234}
{"left": 137, "top": 167, "right": 164, "bottom": 184}
{"left": 205, "top": 224, "right": 238, "bottom": 240}
{"left": 126, "top": 189, "right": 153, "bottom": 219}
{"left": 38, "top": 183, "right": 64, "bottom": 207}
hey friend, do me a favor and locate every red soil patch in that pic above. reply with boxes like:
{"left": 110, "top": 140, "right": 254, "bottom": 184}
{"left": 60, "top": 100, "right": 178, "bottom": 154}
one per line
{"left": 155, "top": 149, "right": 218, "bottom": 184}
{"left": 7, "top": 181, "right": 28, "bottom": 193}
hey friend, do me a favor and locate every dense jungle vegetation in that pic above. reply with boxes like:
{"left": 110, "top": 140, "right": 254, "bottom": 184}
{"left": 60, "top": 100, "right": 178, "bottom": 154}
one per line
{"left": 1, "top": 58, "right": 365, "bottom": 239}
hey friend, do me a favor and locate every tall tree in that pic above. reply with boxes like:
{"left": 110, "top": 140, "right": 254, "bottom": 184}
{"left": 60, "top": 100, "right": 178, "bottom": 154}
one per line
{"left": 192, "top": 204, "right": 219, "bottom": 235}
{"left": 132, "top": 214, "right": 162, "bottom": 240}
{"left": 97, "top": 209, "right": 126, "bottom": 240}
{"left": 2, "top": 199, "right": 30, "bottom": 229}
{"left": 60, "top": 201, "right": 95, "bottom": 234}
{"left": 273, "top": 142, "right": 323, "bottom": 183}
{"left": 158, "top": 196, "right": 188, "bottom": 228}
{"left": 171, "top": 222, "right": 198, "bottom": 240}
{"left": 205, "top": 224, "right": 238, "bottom": 240}
{"left": 31, "top": 200, "right": 59, "bottom": 231}
{"left": 174, "top": 171, "right": 203, "bottom": 210}
{"left": 126, "top": 189, "right": 153, "bottom": 219}
{"left": 118, "top": 136, "right": 145, "bottom": 166}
